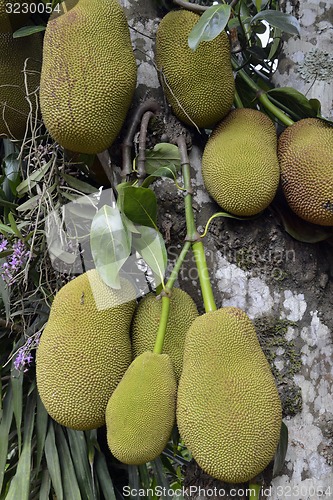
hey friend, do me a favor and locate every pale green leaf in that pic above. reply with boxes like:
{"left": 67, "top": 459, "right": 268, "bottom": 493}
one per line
{"left": 0, "top": 388, "right": 13, "bottom": 493}
{"left": 36, "top": 394, "right": 49, "bottom": 475}
{"left": 13, "top": 25, "right": 46, "bottom": 38}
{"left": 61, "top": 173, "right": 98, "bottom": 194}
{"left": 132, "top": 226, "right": 167, "bottom": 284}
{"left": 90, "top": 205, "right": 131, "bottom": 289}
{"left": 39, "top": 470, "right": 51, "bottom": 500}
{"left": 143, "top": 143, "right": 181, "bottom": 175}
{"left": 188, "top": 4, "right": 231, "bottom": 51}
{"left": 95, "top": 452, "right": 116, "bottom": 500}
{"left": 16, "top": 160, "right": 52, "bottom": 196}
{"left": 11, "top": 369, "right": 23, "bottom": 455}
{"left": 66, "top": 429, "right": 96, "bottom": 500}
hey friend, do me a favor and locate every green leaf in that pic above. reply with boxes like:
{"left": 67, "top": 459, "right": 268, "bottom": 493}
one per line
{"left": 143, "top": 143, "right": 181, "bottom": 175}
{"left": 2, "top": 153, "right": 21, "bottom": 199}
{"left": 90, "top": 205, "right": 132, "bottom": 289}
{"left": 61, "top": 173, "right": 98, "bottom": 194}
{"left": 55, "top": 425, "right": 82, "bottom": 500}
{"left": 8, "top": 213, "right": 22, "bottom": 239}
{"left": 66, "top": 430, "right": 96, "bottom": 500}
{"left": 39, "top": 470, "right": 51, "bottom": 500}
{"left": 36, "top": 394, "right": 49, "bottom": 476}
{"left": 6, "top": 389, "right": 36, "bottom": 500}
{"left": 95, "top": 452, "right": 116, "bottom": 500}
{"left": 132, "top": 226, "right": 167, "bottom": 284}
{"left": 12, "top": 25, "right": 46, "bottom": 38}
{"left": 188, "top": 4, "right": 231, "bottom": 51}
{"left": 16, "top": 160, "right": 52, "bottom": 196}
{"left": 0, "top": 268, "right": 10, "bottom": 321}
{"left": 0, "top": 387, "right": 13, "bottom": 493}
{"left": 268, "top": 27, "right": 282, "bottom": 60}
{"left": 45, "top": 421, "right": 64, "bottom": 500}
{"left": 0, "top": 223, "right": 15, "bottom": 236}
{"left": 117, "top": 185, "right": 158, "bottom": 229}
{"left": 268, "top": 87, "right": 317, "bottom": 118}
{"left": 309, "top": 98, "right": 322, "bottom": 116}
{"left": 16, "top": 194, "right": 42, "bottom": 212}
{"left": 251, "top": 10, "right": 300, "bottom": 36}
{"left": 273, "top": 421, "right": 288, "bottom": 477}
{"left": 11, "top": 369, "right": 23, "bottom": 455}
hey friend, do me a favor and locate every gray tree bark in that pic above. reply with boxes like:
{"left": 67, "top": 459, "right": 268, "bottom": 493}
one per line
{"left": 120, "top": 1, "right": 333, "bottom": 498}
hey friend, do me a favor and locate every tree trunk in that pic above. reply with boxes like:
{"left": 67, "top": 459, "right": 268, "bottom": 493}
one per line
{"left": 121, "top": 1, "right": 333, "bottom": 498}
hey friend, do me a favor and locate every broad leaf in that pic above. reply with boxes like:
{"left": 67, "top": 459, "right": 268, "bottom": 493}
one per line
{"left": 188, "top": 4, "right": 231, "bottom": 51}
{"left": 251, "top": 10, "right": 301, "bottom": 36}
{"left": 273, "top": 422, "right": 288, "bottom": 476}
{"left": 13, "top": 25, "right": 46, "bottom": 38}
{"left": 117, "top": 185, "right": 158, "bottom": 229}
{"left": 268, "top": 87, "right": 318, "bottom": 118}
{"left": 144, "top": 143, "right": 181, "bottom": 176}
{"left": 2, "top": 153, "right": 21, "bottom": 199}
{"left": 90, "top": 205, "right": 132, "bottom": 289}
{"left": 132, "top": 226, "right": 167, "bottom": 285}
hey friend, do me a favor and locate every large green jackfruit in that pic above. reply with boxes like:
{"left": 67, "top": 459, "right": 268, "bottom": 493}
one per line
{"left": 40, "top": 0, "right": 137, "bottom": 154}
{"left": 201, "top": 108, "right": 280, "bottom": 216}
{"left": 155, "top": 9, "right": 234, "bottom": 128}
{"left": 36, "top": 270, "right": 136, "bottom": 430}
{"left": 106, "top": 351, "right": 177, "bottom": 464}
{"left": 131, "top": 288, "right": 199, "bottom": 381}
{"left": 0, "top": 1, "right": 42, "bottom": 138}
{"left": 278, "top": 118, "right": 333, "bottom": 226}
{"left": 177, "top": 307, "right": 282, "bottom": 483}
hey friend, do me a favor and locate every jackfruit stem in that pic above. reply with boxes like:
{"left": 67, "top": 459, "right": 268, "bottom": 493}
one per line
{"left": 248, "top": 483, "right": 261, "bottom": 500}
{"left": 232, "top": 59, "right": 294, "bottom": 127}
{"left": 153, "top": 241, "right": 191, "bottom": 354}
{"left": 177, "top": 136, "right": 217, "bottom": 313}
{"left": 233, "top": 88, "right": 244, "bottom": 109}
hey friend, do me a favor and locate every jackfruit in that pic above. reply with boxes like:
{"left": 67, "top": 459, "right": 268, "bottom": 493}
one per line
{"left": 106, "top": 351, "right": 176, "bottom": 464}
{"left": 155, "top": 9, "right": 234, "bottom": 128}
{"left": 278, "top": 118, "right": 333, "bottom": 226}
{"left": 131, "top": 288, "right": 199, "bottom": 381}
{"left": 36, "top": 269, "right": 136, "bottom": 430}
{"left": 0, "top": 3, "right": 42, "bottom": 138}
{"left": 177, "top": 307, "right": 282, "bottom": 483}
{"left": 40, "top": 0, "right": 137, "bottom": 154}
{"left": 201, "top": 108, "right": 280, "bottom": 216}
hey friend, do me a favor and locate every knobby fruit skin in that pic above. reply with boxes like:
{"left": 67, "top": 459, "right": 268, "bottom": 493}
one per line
{"left": 177, "top": 307, "right": 282, "bottom": 483}
{"left": 0, "top": 1, "right": 42, "bottom": 139}
{"left": 155, "top": 9, "right": 234, "bottom": 129}
{"left": 131, "top": 288, "right": 199, "bottom": 381}
{"left": 106, "top": 351, "right": 177, "bottom": 464}
{"left": 201, "top": 108, "right": 280, "bottom": 216}
{"left": 278, "top": 118, "right": 333, "bottom": 226}
{"left": 40, "top": 0, "right": 137, "bottom": 154}
{"left": 36, "top": 270, "right": 136, "bottom": 430}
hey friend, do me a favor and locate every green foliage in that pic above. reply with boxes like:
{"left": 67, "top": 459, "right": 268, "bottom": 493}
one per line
{"left": 188, "top": 4, "right": 231, "bottom": 51}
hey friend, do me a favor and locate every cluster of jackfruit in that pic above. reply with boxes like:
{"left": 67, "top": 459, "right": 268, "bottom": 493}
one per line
{"left": 37, "top": 276, "right": 282, "bottom": 482}
{"left": 0, "top": 0, "right": 42, "bottom": 138}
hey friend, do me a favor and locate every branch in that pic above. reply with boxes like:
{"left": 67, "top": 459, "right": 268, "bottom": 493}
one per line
{"left": 172, "top": 0, "right": 209, "bottom": 13}
{"left": 121, "top": 99, "right": 159, "bottom": 179}
{"left": 137, "top": 111, "right": 155, "bottom": 181}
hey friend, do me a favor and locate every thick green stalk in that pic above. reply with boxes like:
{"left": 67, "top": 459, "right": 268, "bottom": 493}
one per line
{"left": 232, "top": 60, "right": 294, "bottom": 127}
{"left": 248, "top": 483, "right": 261, "bottom": 500}
{"left": 153, "top": 241, "right": 191, "bottom": 354}
{"left": 177, "top": 137, "right": 217, "bottom": 313}
{"left": 233, "top": 88, "right": 244, "bottom": 109}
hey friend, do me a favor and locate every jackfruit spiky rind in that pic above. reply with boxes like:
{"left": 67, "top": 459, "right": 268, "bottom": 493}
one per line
{"left": 278, "top": 118, "right": 333, "bottom": 226}
{"left": 36, "top": 270, "right": 136, "bottom": 430}
{"left": 177, "top": 307, "right": 282, "bottom": 483}
{"left": 0, "top": 28, "right": 42, "bottom": 138}
{"left": 201, "top": 108, "right": 280, "bottom": 216}
{"left": 40, "top": 0, "right": 137, "bottom": 154}
{"left": 131, "top": 288, "right": 199, "bottom": 381}
{"left": 155, "top": 10, "right": 234, "bottom": 128}
{"left": 106, "top": 351, "right": 177, "bottom": 464}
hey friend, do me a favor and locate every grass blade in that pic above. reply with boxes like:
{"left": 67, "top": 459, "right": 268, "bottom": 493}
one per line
{"left": 66, "top": 429, "right": 96, "bottom": 500}
{"left": 95, "top": 452, "right": 117, "bottom": 500}
{"left": 6, "top": 388, "right": 36, "bottom": 500}
{"left": 44, "top": 420, "right": 63, "bottom": 500}
{"left": 151, "top": 457, "right": 173, "bottom": 500}
{"left": 39, "top": 469, "right": 51, "bottom": 500}
{"left": 55, "top": 425, "right": 82, "bottom": 500}
{"left": 11, "top": 369, "right": 23, "bottom": 455}
{"left": 36, "top": 395, "right": 48, "bottom": 476}
{"left": 0, "top": 387, "right": 13, "bottom": 493}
